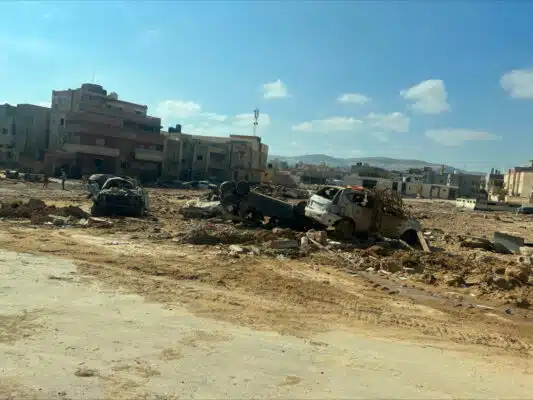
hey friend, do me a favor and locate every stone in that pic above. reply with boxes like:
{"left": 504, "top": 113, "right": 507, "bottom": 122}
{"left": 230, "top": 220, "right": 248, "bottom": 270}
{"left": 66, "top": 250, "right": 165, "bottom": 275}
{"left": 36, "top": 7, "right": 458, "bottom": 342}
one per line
{"left": 269, "top": 239, "right": 299, "bottom": 250}
{"left": 493, "top": 276, "right": 511, "bottom": 290}
{"left": 445, "top": 274, "right": 465, "bottom": 287}
{"left": 492, "top": 265, "right": 506, "bottom": 275}
{"left": 380, "top": 259, "right": 402, "bottom": 273}
{"left": 306, "top": 230, "right": 328, "bottom": 246}
{"left": 229, "top": 245, "right": 245, "bottom": 254}
{"left": 519, "top": 246, "right": 533, "bottom": 256}
{"left": 517, "top": 255, "right": 532, "bottom": 265}
{"left": 505, "top": 265, "right": 530, "bottom": 283}
{"left": 87, "top": 217, "right": 113, "bottom": 228}
{"left": 459, "top": 237, "right": 493, "bottom": 251}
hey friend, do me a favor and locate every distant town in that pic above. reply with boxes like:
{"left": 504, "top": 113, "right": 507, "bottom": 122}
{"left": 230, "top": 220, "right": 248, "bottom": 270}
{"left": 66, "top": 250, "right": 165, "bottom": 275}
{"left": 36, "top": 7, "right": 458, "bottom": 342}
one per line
{"left": 0, "top": 82, "right": 529, "bottom": 204}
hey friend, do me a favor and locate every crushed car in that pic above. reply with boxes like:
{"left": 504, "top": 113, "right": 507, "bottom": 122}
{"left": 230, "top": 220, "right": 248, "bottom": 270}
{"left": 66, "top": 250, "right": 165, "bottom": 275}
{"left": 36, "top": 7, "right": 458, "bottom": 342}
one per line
{"left": 90, "top": 176, "right": 149, "bottom": 217}
{"left": 305, "top": 185, "right": 421, "bottom": 244}
{"left": 218, "top": 180, "right": 313, "bottom": 229}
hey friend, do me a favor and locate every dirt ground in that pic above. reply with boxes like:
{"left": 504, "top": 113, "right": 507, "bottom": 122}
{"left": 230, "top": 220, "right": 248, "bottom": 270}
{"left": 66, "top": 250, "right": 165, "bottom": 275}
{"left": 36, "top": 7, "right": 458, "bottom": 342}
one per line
{"left": 1, "top": 178, "right": 533, "bottom": 397}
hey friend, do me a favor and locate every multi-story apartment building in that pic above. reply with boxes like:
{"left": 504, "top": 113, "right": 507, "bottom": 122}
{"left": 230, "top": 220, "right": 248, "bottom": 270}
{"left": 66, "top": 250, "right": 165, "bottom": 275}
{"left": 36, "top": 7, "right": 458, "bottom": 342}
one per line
{"left": 0, "top": 104, "right": 16, "bottom": 164}
{"left": 504, "top": 161, "right": 533, "bottom": 203}
{"left": 447, "top": 171, "right": 484, "bottom": 198}
{"left": 0, "top": 103, "right": 51, "bottom": 168}
{"left": 46, "top": 83, "right": 163, "bottom": 180}
{"left": 162, "top": 127, "right": 269, "bottom": 183}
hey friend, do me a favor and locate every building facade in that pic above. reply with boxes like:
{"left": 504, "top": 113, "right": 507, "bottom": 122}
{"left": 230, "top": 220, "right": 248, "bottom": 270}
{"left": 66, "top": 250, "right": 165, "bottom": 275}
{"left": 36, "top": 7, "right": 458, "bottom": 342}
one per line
{"left": 46, "top": 83, "right": 163, "bottom": 179}
{"left": 0, "top": 104, "right": 17, "bottom": 165}
{"left": 504, "top": 161, "right": 533, "bottom": 203}
{"left": 162, "top": 130, "right": 269, "bottom": 183}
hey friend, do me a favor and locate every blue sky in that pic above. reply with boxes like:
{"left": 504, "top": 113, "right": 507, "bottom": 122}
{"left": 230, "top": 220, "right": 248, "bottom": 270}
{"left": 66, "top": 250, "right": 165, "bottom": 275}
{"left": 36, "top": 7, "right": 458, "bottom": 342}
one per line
{"left": 2, "top": 1, "right": 533, "bottom": 171}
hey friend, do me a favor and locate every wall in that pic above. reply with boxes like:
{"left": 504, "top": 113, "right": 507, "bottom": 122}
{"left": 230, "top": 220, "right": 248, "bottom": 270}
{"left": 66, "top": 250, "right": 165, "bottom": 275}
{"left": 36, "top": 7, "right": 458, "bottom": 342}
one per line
{"left": 14, "top": 104, "right": 51, "bottom": 161}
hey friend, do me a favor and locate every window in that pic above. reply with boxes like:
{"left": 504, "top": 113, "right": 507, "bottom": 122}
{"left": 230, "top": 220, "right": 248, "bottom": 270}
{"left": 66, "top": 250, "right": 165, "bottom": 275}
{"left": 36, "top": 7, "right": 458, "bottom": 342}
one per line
{"left": 197, "top": 155, "right": 203, "bottom": 161}
{"left": 60, "top": 118, "right": 65, "bottom": 127}
{"left": 155, "top": 145, "right": 163, "bottom": 151}
{"left": 121, "top": 161, "right": 129, "bottom": 169}
{"left": 95, "top": 138, "right": 105, "bottom": 146}
{"left": 1, "top": 128, "right": 7, "bottom": 135}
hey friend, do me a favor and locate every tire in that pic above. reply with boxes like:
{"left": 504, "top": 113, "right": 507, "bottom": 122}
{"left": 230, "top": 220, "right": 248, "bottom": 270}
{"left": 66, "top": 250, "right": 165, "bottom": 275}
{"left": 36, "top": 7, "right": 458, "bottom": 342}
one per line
{"left": 335, "top": 219, "right": 355, "bottom": 240}
{"left": 236, "top": 180, "right": 250, "bottom": 196}
{"left": 401, "top": 229, "right": 420, "bottom": 247}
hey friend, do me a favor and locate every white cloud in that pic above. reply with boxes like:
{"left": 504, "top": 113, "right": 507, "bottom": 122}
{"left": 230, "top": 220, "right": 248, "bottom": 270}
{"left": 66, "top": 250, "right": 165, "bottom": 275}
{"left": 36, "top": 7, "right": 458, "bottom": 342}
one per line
{"left": 400, "top": 79, "right": 450, "bottom": 114}
{"left": 500, "top": 69, "right": 533, "bottom": 99}
{"left": 337, "top": 93, "right": 370, "bottom": 105}
{"left": 366, "top": 112, "right": 409, "bottom": 133}
{"left": 292, "top": 112, "right": 409, "bottom": 135}
{"left": 425, "top": 129, "right": 500, "bottom": 146}
{"left": 263, "top": 79, "right": 289, "bottom": 99}
{"left": 293, "top": 117, "right": 363, "bottom": 133}
{"left": 155, "top": 99, "right": 270, "bottom": 136}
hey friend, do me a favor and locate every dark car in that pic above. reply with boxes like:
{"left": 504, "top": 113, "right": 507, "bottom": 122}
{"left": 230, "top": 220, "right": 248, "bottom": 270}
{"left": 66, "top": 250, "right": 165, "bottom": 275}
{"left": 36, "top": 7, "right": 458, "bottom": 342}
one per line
{"left": 516, "top": 205, "right": 533, "bottom": 215}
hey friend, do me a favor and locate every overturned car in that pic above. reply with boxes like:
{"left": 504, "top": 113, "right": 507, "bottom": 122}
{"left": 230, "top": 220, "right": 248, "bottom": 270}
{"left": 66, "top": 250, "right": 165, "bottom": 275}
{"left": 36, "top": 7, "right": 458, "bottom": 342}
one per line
{"left": 90, "top": 176, "right": 149, "bottom": 217}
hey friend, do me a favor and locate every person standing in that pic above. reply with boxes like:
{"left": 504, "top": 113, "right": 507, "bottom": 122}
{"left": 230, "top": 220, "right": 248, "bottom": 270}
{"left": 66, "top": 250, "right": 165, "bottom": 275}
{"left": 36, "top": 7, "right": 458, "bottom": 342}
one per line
{"left": 60, "top": 169, "right": 67, "bottom": 190}
{"left": 42, "top": 173, "right": 49, "bottom": 189}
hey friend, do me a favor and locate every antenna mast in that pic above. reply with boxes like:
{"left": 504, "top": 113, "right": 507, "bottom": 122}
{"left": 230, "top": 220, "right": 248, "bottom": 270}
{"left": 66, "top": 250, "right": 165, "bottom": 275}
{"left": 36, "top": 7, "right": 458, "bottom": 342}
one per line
{"left": 253, "top": 108, "right": 260, "bottom": 136}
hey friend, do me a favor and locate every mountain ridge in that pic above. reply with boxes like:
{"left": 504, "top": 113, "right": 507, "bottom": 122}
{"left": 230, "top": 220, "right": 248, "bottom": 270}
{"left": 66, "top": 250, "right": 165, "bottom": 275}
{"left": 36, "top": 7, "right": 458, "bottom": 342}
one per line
{"left": 268, "top": 154, "right": 484, "bottom": 175}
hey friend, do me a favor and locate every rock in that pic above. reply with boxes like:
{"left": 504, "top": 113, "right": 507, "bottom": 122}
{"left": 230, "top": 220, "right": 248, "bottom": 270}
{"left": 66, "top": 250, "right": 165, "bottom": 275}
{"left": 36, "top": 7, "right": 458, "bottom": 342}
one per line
{"left": 493, "top": 276, "right": 511, "bottom": 290}
{"left": 517, "top": 255, "right": 532, "bottom": 265}
{"left": 229, "top": 244, "right": 245, "bottom": 254}
{"left": 380, "top": 259, "right": 402, "bottom": 273}
{"left": 423, "top": 273, "right": 437, "bottom": 285}
{"left": 492, "top": 265, "right": 506, "bottom": 275}
{"left": 493, "top": 232, "right": 525, "bottom": 254}
{"left": 519, "top": 246, "right": 533, "bottom": 256}
{"left": 475, "top": 254, "right": 494, "bottom": 263}
{"left": 300, "top": 237, "right": 310, "bottom": 254}
{"left": 74, "top": 367, "right": 98, "bottom": 377}
{"left": 505, "top": 265, "right": 530, "bottom": 283}
{"left": 87, "top": 217, "right": 112, "bottom": 228}
{"left": 306, "top": 230, "right": 328, "bottom": 246}
{"left": 248, "top": 245, "right": 261, "bottom": 256}
{"left": 515, "top": 298, "right": 531, "bottom": 309}
{"left": 459, "top": 237, "right": 493, "bottom": 251}
{"left": 269, "top": 239, "right": 299, "bottom": 250}
{"left": 445, "top": 274, "right": 465, "bottom": 287}
{"left": 402, "top": 267, "right": 416, "bottom": 274}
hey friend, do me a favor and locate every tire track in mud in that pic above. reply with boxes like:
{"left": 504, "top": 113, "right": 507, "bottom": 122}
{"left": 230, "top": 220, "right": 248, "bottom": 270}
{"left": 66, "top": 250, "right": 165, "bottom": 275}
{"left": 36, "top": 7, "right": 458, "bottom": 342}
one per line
{"left": 0, "top": 225, "right": 532, "bottom": 355}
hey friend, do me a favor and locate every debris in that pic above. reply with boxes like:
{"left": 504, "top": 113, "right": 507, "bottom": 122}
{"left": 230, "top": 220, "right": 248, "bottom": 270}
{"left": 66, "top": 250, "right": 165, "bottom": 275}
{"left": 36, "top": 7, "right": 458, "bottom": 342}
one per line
{"left": 91, "top": 176, "right": 148, "bottom": 217}
{"left": 445, "top": 274, "right": 465, "bottom": 287}
{"left": 306, "top": 230, "right": 328, "bottom": 246}
{"left": 505, "top": 265, "right": 530, "bottom": 284}
{"left": 519, "top": 246, "right": 533, "bottom": 256}
{"left": 380, "top": 259, "right": 402, "bottom": 273}
{"left": 459, "top": 237, "right": 493, "bottom": 251}
{"left": 493, "top": 231, "right": 524, "bottom": 254}
{"left": 417, "top": 231, "right": 431, "bottom": 253}
{"left": 74, "top": 367, "right": 98, "bottom": 378}
{"left": 87, "top": 217, "right": 113, "bottom": 228}
{"left": 517, "top": 255, "right": 532, "bottom": 265}
{"left": 229, "top": 244, "right": 246, "bottom": 254}
{"left": 269, "top": 239, "right": 299, "bottom": 250}
{"left": 180, "top": 200, "right": 221, "bottom": 219}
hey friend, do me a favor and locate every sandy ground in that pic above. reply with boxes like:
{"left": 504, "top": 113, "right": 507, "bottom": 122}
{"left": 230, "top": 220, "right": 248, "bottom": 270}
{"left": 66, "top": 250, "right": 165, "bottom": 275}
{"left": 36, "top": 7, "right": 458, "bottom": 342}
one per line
{"left": 1, "top": 178, "right": 533, "bottom": 398}
{"left": 2, "top": 250, "right": 533, "bottom": 399}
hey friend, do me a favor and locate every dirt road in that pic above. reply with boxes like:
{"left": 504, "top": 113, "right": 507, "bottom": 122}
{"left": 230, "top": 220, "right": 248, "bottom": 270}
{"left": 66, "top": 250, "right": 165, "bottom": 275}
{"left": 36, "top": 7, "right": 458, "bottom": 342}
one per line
{"left": 2, "top": 249, "right": 533, "bottom": 399}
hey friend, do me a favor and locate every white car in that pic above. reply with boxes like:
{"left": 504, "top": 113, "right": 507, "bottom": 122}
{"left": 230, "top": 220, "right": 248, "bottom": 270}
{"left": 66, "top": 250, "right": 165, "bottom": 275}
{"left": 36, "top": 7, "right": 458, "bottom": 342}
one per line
{"left": 305, "top": 186, "right": 421, "bottom": 244}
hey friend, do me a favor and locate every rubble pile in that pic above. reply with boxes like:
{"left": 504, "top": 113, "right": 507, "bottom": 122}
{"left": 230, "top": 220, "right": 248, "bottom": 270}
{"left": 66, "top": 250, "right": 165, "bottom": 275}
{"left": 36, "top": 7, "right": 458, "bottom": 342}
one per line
{"left": 0, "top": 198, "right": 88, "bottom": 224}
{"left": 252, "top": 183, "right": 309, "bottom": 200}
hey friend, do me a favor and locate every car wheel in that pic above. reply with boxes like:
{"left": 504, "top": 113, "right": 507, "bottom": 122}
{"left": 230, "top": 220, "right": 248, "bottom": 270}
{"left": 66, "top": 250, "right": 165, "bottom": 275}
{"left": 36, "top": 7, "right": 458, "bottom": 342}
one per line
{"left": 335, "top": 219, "right": 355, "bottom": 240}
{"left": 236, "top": 180, "right": 250, "bottom": 196}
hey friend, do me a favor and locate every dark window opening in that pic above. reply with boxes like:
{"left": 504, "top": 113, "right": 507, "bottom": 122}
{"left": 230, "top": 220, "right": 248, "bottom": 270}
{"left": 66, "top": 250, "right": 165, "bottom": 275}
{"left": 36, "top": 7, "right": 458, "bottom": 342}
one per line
{"left": 60, "top": 118, "right": 65, "bottom": 127}
{"left": 197, "top": 155, "right": 203, "bottom": 161}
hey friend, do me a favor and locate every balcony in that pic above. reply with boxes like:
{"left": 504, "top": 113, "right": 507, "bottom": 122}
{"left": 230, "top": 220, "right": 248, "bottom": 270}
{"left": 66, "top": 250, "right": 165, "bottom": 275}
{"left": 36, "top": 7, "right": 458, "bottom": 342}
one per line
{"left": 135, "top": 148, "right": 163, "bottom": 162}
{"left": 63, "top": 143, "right": 120, "bottom": 157}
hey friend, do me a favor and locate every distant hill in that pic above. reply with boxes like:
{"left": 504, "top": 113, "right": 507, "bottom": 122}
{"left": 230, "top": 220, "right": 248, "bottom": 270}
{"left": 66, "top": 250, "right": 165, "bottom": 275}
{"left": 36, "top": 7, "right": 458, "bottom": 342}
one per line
{"left": 268, "top": 154, "right": 484, "bottom": 175}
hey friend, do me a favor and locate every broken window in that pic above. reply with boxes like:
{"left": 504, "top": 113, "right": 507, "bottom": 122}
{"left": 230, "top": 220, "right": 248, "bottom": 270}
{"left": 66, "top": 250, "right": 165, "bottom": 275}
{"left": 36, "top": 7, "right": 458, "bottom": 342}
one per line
{"left": 316, "top": 187, "right": 340, "bottom": 200}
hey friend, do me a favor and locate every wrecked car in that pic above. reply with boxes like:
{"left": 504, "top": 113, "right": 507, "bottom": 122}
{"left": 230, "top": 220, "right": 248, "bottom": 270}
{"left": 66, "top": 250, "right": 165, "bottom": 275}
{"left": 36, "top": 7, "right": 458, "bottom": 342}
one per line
{"left": 219, "top": 180, "right": 312, "bottom": 229}
{"left": 90, "top": 176, "right": 149, "bottom": 217}
{"left": 305, "top": 185, "right": 421, "bottom": 244}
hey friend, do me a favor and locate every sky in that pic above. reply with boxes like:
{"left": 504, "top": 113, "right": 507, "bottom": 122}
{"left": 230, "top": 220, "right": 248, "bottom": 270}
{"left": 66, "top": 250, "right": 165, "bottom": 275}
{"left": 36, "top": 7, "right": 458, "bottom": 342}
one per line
{"left": 2, "top": 1, "right": 533, "bottom": 172}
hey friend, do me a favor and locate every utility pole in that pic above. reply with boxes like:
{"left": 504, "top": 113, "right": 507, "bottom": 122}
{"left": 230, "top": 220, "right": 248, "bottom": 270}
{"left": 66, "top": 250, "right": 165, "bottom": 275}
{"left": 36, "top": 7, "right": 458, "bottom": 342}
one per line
{"left": 253, "top": 108, "right": 259, "bottom": 136}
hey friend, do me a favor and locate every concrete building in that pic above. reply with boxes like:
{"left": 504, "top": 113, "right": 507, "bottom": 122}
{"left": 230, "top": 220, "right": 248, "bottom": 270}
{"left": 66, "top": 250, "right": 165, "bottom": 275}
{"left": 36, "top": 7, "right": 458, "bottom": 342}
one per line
{"left": 447, "top": 171, "right": 484, "bottom": 198}
{"left": 485, "top": 168, "right": 505, "bottom": 200}
{"left": 14, "top": 104, "right": 51, "bottom": 162}
{"left": 0, "top": 104, "right": 17, "bottom": 165}
{"left": 162, "top": 128, "right": 269, "bottom": 183}
{"left": 504, "top": 161, "right": 533, "bottom": 203}
{"left": 46, "top": 83, "right": 163, "bottom": 179}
